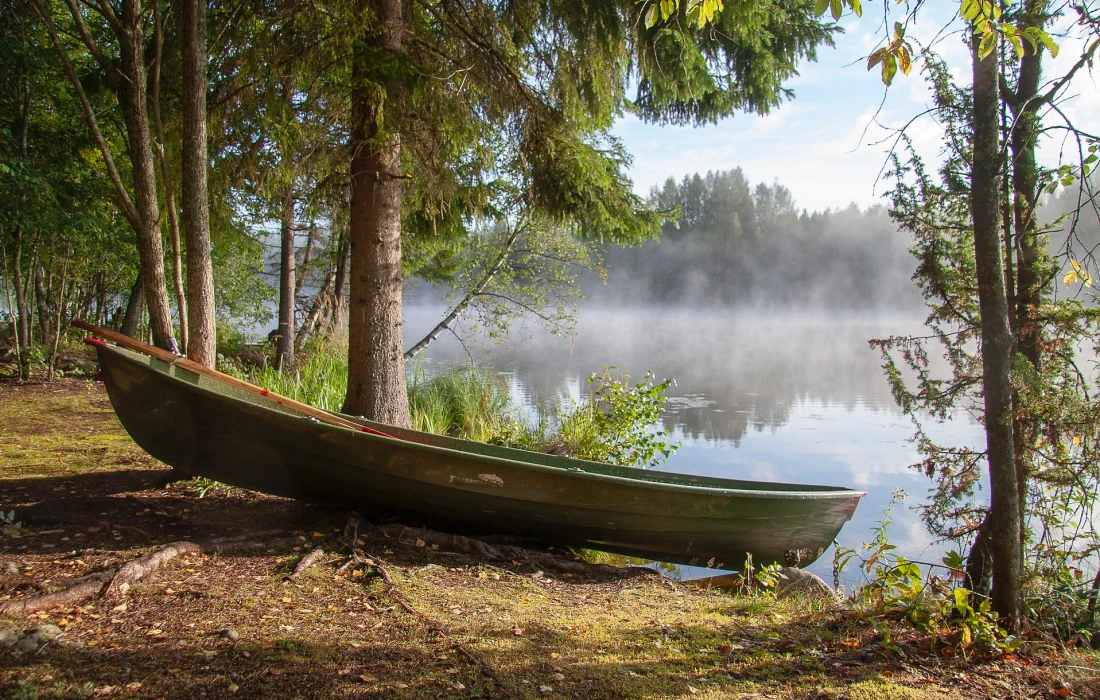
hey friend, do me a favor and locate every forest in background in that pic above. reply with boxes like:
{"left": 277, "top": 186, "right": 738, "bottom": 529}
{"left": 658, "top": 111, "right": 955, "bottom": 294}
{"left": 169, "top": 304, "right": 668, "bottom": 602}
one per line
{"left": 589, "top": 168, "right": 922, "bottom": 310}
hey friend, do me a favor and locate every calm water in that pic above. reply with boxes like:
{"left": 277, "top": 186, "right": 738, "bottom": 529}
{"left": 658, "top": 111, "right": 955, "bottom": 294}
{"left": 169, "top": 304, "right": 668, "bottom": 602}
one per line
{"left": 404, "top": 306, "right": 985, "bottom": 587}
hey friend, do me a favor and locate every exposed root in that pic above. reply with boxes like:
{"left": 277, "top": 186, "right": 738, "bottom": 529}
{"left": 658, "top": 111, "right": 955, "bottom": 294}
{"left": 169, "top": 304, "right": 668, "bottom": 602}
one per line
{"left": 0, "top": 571, "right": 115, "bottom": 615}
{"left": 0, "top": 535, "right": 280, "bottom": 615}
{"left": 103, "top": 541, "right": 202, "bottom": 599}
{"left": 285, "top": 547, "right": 326, "bottom": 581}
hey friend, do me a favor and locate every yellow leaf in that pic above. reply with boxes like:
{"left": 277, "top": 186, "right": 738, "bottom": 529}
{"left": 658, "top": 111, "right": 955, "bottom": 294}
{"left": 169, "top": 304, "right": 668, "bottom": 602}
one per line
{"left": 898, "top": 46, "right": 912, "bottom": 75}
{"left": 1065, "top": 270, "right": 1079, "bottom": 286}
{"left": 1072, "top": 436, "right": 1082, "bottom": 446}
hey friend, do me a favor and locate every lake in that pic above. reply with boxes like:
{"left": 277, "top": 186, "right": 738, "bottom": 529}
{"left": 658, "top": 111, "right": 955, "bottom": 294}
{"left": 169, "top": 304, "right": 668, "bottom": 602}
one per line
{"left": 403, "top": 305, "right": 985, "bottom": 588}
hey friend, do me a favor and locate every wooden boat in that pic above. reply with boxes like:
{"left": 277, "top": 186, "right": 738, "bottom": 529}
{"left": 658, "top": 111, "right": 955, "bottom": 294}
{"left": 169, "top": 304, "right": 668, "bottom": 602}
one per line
{"left": 79, "top": 322, "right": 864, "bottom": 569}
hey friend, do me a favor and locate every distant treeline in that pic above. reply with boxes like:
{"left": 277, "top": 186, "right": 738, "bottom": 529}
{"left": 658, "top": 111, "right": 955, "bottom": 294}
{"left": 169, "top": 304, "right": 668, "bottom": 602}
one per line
{"left": 584, "top": 168, "right": 923, "bottom": 310}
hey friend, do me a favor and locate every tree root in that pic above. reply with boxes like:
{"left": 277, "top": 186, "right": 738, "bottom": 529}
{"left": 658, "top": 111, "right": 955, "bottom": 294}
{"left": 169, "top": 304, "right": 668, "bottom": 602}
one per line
{"left": 103, "top": 541, "right": 201, "bottom": 599}
{"left": 0, "top": 534, "right": 282, "bottom": 615}
{"left": 285, "top": 547, "right": 326, "bottom": 581}
{"left": 0, "top": 571, "right": 116, "bottom": 615}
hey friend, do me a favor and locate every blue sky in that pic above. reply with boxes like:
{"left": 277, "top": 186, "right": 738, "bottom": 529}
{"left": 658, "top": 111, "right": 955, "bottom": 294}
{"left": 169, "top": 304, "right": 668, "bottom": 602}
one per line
{"left": 612, "top": 4, "right": 1100, "bottom": 214}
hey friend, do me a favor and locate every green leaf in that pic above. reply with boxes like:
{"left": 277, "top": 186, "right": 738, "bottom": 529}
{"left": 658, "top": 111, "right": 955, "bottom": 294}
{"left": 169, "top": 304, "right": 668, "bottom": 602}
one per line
{"left": 954, "top": 587, "right": 970, "bottom": 610}
{"left": 961, "top": 0, "right": 981, "bottom": 22}
{"left": 1019, "top": 30, "right": 1038, "bottom": 55}
{"left": 1008, "top": 34, "right": 1024, "bottom": 58}
{"left": 894, "top": 21, "right": 905, "bottom": 41}
{"left": 831, "top": 0, "right": 842, "bottom": 21}
{"left": 850, "top": 0, "right": 862, "bottom": 17}
{"left": 1035, "top": 28, "right": 1060, "bottom": 57}
{"left": 645, "top": 3, "right": 658, "bottom": 27}
{"left": 978, "top": 30, "right": 997, "bottom": 59}
{"left": 881, "top": 54, "right": 897, "bottom": 85}
{"left": 814, "top": 0, "right": 831, "bottom": 17}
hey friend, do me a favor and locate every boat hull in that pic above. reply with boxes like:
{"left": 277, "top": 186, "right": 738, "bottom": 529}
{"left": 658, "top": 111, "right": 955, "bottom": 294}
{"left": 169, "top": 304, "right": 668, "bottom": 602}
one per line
{"left": 92, "top": 344, "right": 863, "bottom": 569}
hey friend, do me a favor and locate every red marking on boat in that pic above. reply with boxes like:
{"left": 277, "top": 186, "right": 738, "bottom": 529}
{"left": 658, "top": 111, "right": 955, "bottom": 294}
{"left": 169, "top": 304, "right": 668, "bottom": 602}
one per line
{"left": 84, "top": 337, "right": 107, "bottom": 348}
{"left": 260, "top": 389, "right": 269, "bottom": 396}
{"left": 360, "top": 425, "right": 399, "bottom": 440}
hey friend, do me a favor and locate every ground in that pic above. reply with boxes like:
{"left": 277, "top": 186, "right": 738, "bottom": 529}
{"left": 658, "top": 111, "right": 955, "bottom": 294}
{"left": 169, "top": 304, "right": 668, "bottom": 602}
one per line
{"left": 1, "top": 379, "right": 1097, "bottom": 699}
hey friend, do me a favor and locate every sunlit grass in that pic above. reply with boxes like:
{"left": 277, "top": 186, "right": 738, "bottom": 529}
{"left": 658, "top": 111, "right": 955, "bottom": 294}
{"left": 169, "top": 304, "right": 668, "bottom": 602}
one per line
{"left": 224, "top": 340, "right": 521, "bottom": 442}
{"left": 222, "top": 339, "right": 675, "bottom": 468}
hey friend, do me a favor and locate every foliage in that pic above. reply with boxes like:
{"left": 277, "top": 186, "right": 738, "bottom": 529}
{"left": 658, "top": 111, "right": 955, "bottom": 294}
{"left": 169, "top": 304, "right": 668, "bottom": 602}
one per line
{"left": 860, "top": 0, "right": 1100, "bottom": 638}
{"left": 190, "top": 477, "right": 230, "bottom": 499}
{"left": 554, "top": 365, "right": 679, "bottom": 468}
{"left": 834, "top": 496, "right": 1020, "bottom": 656}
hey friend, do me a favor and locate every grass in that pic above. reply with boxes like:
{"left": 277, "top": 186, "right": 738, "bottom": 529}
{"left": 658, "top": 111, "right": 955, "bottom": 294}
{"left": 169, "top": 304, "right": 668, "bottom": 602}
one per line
{"left": 1, "top": 379, "right": 1098, "bottom": 698}
{"left": 225, "top": 341, "right": 677, "bottom": 469}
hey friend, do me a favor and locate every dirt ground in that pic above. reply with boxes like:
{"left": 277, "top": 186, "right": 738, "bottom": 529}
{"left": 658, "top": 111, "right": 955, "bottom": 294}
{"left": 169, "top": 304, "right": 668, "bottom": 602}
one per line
{"left": 1, "top": 379, "right": 1098, "bottom": 699}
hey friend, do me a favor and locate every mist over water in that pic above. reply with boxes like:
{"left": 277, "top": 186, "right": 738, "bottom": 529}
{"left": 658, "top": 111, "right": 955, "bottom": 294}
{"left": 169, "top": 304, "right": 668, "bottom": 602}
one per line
{"left": 404, "top": 305, "right": 984, "bottom": 587}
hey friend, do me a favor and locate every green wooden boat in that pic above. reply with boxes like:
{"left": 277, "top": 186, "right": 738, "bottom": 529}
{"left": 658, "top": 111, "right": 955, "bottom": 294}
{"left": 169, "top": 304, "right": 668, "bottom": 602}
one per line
{"left": 88, "top": 340, "right": 864, "bottom": 569}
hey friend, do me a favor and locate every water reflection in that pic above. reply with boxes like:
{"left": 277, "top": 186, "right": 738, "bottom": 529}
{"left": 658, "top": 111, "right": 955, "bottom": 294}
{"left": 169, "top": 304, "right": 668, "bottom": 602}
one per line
{"left": 404, "top": 306, "right": 984, "bottom": 586}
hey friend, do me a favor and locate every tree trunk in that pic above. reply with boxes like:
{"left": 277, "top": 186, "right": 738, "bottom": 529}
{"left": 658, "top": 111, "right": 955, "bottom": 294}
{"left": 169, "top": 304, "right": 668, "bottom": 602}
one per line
{"left": 117, "top": 0, "right": 175, "bottom": 351}
{"left": 1008, "top": 0, "right": 1047, "bottom": 561}
{"left": 404, "top": 224, "right": 524, "bottom": 360}
{"left": 298, "top": 267, "right": 335, "bottom": 350}
{"left": 0, "top": 228, "right": 27, "bottom": 378}
{"left": 968, "top": 30, "right": 1021, "bottom": 626}
{"left": 11, "top": 227, "right": 30, "bottom": 352}
{"left": 152, "top": 4, "right": 188, "bottom": 354}
{"left": 275, "top": 189, "right": 296, "bottom": 370}
{"left": 121, "top": 270, "right": 145, "bottom": 338}
{"left": 95, "top": 272, "right": 107, "bottom": 326}
{"left": 296, "top": 222, "right": 317, "bottom": 296}
{"left": 34, "top": 265, "right": 50, "bottom": 342}
{"left": 342, "top": 0, "right": 410, "bottom": 426}
{"left": 331, "top": 226, "right": 351, "bottom": 333}
{"left": 179, "top": 0, "right": 217, "bottom": 366}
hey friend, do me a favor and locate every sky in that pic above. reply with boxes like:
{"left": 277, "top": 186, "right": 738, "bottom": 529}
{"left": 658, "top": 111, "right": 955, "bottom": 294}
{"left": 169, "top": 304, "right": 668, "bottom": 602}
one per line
{"left": 611, "top": 3, "right": 1100, "bottom": 214}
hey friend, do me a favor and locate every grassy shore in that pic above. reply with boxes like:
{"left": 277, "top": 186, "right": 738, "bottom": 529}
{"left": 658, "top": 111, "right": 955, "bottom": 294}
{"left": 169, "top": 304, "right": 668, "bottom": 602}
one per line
{"left": 1, "top": 379, "right": 1098, "bottom": 699}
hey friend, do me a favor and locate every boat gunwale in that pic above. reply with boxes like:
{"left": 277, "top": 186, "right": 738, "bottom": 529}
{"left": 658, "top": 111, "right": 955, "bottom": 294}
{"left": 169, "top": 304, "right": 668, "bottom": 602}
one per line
{"left": 100, "top": 344, "right": 867, "bottom": 503}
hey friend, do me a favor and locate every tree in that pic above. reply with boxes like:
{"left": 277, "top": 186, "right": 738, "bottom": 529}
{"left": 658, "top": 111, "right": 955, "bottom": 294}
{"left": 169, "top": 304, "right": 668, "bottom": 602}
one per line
{"left": 178, "top": 0, "right": 217, "bottom": 366}
{"left": 28, "top": 0, "right": 178, "bottom": 350}
{"left": 967, "top": 11, "right": 1022, "bottom": 623}
{"left": 1, "top": 0, "right": 136, "bottom": 377}
{"left": 330, "top": 0, "right": 838, "bottom": 425}
{"left": 862, "top": 0, "right": 1100, "bottom": 630}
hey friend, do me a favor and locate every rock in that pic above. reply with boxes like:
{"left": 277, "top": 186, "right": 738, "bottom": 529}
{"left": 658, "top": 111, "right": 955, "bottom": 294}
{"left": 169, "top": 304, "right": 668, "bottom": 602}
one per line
{"left": 12, "top": 624, "right": 64, "bottom": 653}
{"left": 26, "top": 624, "right": 63, "bottom": 638}
{"left": 55, "top": 355, "right": 96, "bottom": 374}
{"left": 774, "top": 567, "right": 836, "bottom": 600}
{"left": 219, "top": 628, "right": 239, "bottom": 642}
{"left": 0, "top": 626, "right": 21, "bottom": 648}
